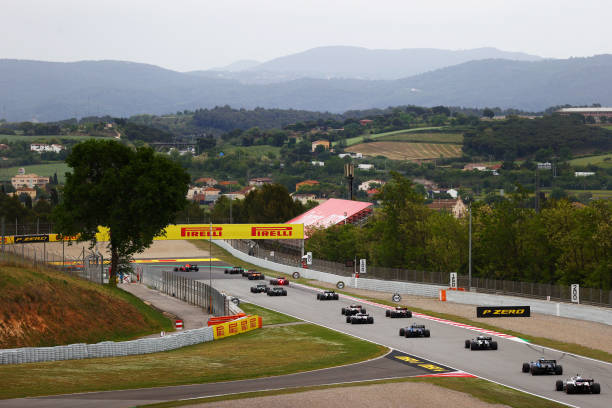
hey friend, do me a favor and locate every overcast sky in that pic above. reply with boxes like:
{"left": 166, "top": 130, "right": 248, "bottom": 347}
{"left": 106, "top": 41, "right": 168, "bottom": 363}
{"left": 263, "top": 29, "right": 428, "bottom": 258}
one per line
{"left": 2, "top": 0, "right": 611, "bottom": 72}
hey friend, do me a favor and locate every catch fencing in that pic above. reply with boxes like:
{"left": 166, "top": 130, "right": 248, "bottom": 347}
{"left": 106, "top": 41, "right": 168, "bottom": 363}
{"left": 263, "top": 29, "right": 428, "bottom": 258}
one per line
{"left": 226, "top": 239, "right": 611, "bottom": 308}
{"left": 140, "top": 265, "right": 228, "bottom": 316}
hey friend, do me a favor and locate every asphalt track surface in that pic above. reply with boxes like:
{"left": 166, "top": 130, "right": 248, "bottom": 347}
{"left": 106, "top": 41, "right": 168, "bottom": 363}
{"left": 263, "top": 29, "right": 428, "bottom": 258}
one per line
{"left": 207, "top": 268, "right": 612, "bottom": 408}
{"left": 0, "top": 353, "right": 427, "bottom": 408}
{"left": 4, "top": 263, "right": 611, "bottom": 408}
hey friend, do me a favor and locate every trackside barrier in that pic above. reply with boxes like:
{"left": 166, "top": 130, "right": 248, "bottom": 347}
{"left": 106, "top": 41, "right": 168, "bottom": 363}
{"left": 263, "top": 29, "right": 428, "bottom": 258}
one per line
{"left": 215, "top": 240, "right": 612, "bottom": 326}
{"left": 207, "top": 313, "right": 247, "bottom": 326}
{"left": 0, "top": 326, "right": 215, "bottom": 365}
{"left": 439, "top": 289, "right": 446, "bottom": 301}
{"left": 211, "top": 315, "right": 263, "bottom": 340}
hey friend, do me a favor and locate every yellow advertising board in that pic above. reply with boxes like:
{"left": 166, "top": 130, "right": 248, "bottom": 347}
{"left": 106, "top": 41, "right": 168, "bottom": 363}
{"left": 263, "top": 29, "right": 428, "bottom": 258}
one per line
{"left": 0, "top": 224, "right": 304, "bottom": 244}
{"left": 212, "top": 315, "right": 263, "bottom": 339}
{"left": 159, "top": 224, "right": 303, "bottom": 240}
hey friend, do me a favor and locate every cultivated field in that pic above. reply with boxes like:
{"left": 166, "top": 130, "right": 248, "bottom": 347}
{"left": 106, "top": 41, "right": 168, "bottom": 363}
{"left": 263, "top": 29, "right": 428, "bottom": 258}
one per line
{"left": 569, "top": 153, "right": 612, "bottom": 168}
{"left": 333, "top": 126, "right": 446, "bottom": 147}
{"left": 0, "top": 162, "right": 70, "bottom": 182}
{"left": 345, "top": 141, "right": 463, "bottom": 160}
{"left": 378, "top": 132, "right": 463, "bottom": 144}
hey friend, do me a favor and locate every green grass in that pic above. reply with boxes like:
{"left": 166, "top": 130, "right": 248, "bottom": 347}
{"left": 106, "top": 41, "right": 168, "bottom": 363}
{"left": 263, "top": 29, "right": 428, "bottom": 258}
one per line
{"left": 240, "top": 303, "right": 301, "bottom": 325}
{"left": 0, "top": 162, "right": 70, "bottom": 182}
{"left": 0, "top": 134, "right": 105, "bottom": 142}
{"left": 377, "top": 132, "right": 463, "bottom": 144}
{"left": 202, "top": 241, "right": 612, "bottom": 364}
{"left": 568, "top": 153, "right": 612, "bottom": 168}
{"left": 0, "top": 322, "right": 386, "bottom": 399}
{"left": 332, "top": 126, "right": 446, "bottom": 147}
{"left": 138, "top": 376, "right": 566, "bottom": 408}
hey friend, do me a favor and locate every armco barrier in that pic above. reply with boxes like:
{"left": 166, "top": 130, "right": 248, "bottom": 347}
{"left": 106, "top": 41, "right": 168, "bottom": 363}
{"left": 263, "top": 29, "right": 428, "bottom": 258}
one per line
{"left": 446, "top": 290, "right": 612, "bottom": 326}
{"left": 0, "top": 326, "right": 215, "bottom": 365}
{"left": 215, "top": 240, "right": 612, "bottom": 326}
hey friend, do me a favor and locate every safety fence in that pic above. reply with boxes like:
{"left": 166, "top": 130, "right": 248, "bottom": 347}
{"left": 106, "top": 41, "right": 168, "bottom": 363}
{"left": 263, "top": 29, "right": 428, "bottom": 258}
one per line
{"left": 0, "top": 326, "right": 215, "bottom": 364}
{"left": 226, "top": 239, "right": 611, "bottom": 308}
{"left": 139, "top": 265, "right": 228, "bottom": 316}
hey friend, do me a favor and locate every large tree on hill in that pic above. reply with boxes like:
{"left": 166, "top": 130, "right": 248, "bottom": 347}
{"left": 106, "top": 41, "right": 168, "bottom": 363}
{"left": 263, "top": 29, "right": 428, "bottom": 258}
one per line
{"left": 53, "top": 140, "right": 190, "bottom": 286}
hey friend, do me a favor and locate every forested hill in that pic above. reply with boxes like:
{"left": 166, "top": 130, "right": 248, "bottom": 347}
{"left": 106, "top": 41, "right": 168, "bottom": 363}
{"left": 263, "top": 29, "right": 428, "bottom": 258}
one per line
{"left": 2, "top": 55, "right": 612, "bottom": 121}
{"left": 463, "top": 114, "right": 612, "bottom": 159}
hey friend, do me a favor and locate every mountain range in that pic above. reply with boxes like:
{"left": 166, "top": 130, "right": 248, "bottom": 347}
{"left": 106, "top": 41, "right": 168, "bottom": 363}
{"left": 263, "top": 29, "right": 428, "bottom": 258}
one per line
{"left": 193, "top": 46, "right": 542, "bottom": 83}
{"left": 1, "top": 47, "right": 611, "bottom": 122}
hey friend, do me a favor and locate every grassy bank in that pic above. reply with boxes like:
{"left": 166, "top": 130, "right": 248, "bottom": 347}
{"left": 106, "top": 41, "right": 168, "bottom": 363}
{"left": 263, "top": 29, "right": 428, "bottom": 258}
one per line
{"left": 0, "top": 306, "right": 386, "bottom": 399}
{"left": 0, "top": 261, "right": 173, "bottom": 348}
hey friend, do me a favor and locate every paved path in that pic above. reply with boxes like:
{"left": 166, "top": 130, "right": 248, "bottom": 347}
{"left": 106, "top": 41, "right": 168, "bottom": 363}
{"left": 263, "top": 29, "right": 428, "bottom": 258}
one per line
{"left": 0, "top": 352, "right": 428, "bottom": 408}
{"left": 119, "top": 283, "right": 210, "bottom": 331}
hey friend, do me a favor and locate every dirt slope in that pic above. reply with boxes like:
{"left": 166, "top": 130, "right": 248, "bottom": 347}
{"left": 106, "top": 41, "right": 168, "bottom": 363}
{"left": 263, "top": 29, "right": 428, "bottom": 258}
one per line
{"left": 0, "top": 262, "right": 172, "bottom": 348}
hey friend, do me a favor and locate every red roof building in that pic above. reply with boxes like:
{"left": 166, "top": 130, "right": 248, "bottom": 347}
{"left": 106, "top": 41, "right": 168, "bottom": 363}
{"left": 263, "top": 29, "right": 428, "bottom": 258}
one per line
{"left": 296, "top": 180, "right": 319, "bottom": 191}
{"left": 286, "top": 198, "right": 373, "bottom": 238}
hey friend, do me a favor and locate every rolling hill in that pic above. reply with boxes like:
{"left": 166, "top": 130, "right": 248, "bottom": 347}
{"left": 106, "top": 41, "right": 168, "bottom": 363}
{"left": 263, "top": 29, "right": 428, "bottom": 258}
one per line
{"left": 2, "top": 54, "right": 612, "bottom": 121}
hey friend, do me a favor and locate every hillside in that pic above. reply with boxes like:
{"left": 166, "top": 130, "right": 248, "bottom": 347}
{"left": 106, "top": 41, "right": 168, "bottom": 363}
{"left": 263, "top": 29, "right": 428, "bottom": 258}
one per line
{"left": 2, "top": 55, "right": 612, "bottom": 121}
{"left": 0, "top": 261, "right": 173, "bottom": 348}
{"left": 191, "top": 46, "right": 542, "bottom": 83}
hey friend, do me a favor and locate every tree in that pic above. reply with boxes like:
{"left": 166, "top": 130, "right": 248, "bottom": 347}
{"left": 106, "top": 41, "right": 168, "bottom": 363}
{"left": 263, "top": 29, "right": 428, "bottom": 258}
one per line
{"left": 482, "top": 108, "right": 495, "bottom": 118}
{"left": 53, "top": 140, "right": 190, "bottom": 286}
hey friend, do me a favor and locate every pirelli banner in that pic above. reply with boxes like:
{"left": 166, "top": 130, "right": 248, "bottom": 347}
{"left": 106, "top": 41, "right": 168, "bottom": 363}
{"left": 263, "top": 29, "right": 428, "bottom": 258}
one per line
{"left": 159, "top": 224, "right": 304, "bottom": 240}
{"left": 212, "top": 315, "right": 263, "bottom": 340}
{"left": 1, "top": 224, "right": 304, "bottom": 244}
{"left": 477, "top": 306, "right": 531, "bottom": 318}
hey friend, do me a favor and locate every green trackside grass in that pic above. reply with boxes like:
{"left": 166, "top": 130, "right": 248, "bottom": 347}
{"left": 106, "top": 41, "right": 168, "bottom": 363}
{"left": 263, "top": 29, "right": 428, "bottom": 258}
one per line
{"left": 0, "top": 323, "right": 386, "bottom": 399}
{"left": 240, "top": 303, "right": 301, "bottom": 325}
{"left": 137, "top": 377, "right": 566, "bottom": 408}
{"left": 202, "top": 241, "right": 612, "bottom": 364}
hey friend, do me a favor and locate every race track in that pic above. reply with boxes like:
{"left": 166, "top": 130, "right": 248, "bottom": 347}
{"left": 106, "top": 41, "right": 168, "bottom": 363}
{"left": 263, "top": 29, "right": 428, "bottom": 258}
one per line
{"left": 208, "top": 269, "right": 611, "bottom": 408}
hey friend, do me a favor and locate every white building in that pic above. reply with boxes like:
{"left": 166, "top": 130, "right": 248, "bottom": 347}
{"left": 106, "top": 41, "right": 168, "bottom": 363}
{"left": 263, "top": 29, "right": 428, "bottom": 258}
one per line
{"left": 358, "top": 179, "right": 385, "bottom": 192}
{"left": 357, "top": 164, "right": 374, "bottom": 170}
{"left": 30, "top": 143, "right": 64, "bottom": 154}
{"left": 575, "top": 172, "right": 596, "bottom": 177}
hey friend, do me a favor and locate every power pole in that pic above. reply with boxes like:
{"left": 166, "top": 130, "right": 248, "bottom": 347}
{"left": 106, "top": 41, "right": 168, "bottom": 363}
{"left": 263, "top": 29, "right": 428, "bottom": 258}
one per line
{"left": 344, "top": 163, "right": 354, "bottom": 200}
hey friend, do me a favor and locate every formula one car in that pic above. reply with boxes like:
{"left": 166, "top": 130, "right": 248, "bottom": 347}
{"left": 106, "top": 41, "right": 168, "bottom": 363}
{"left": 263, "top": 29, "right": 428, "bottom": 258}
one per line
{"left": 225, "top": 266, "right": 244, "bottom": 275}
{"left": 346, "top": 312, "right": 374, "bottom": 324}
{"left": 341, "top": 305, "right": 366, "bottom": 316}
{"left": 465, "top": 336, "right": 498, "bottom": 350}
{"left": 267, "top": 287, "right": 287, "bottom": 296}
{"left": 317, "top": 290, "right": 339, "bottom": 300}
{"left": 173, "top": 264, "right": 199, "bottom": 272}
{"left": 399, "top": 324, "right": 430, "bottom": 337}
{"left": 556, "top": 375, "right": 601, "bottom": 394}
{"left": 386, "top": 306, "right": 412, "bottom": 318}
{"left": 241, "top": 268, "right": 256, "bottom": 277}
{"left": 522, "top": 359, "right": 563, "bottom": 375}
{"left": 269, "top": 276, "right": 290, "bottom": 285}
{"left": 247, "top": 271, "right": 265, "bottom": 280}
{"left": 250, "top": 284, "right": 269, "bottom": 294}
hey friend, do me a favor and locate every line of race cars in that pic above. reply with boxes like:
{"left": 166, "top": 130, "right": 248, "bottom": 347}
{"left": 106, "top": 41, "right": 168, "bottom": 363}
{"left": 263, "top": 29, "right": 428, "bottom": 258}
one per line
{"left": 205, "top": 266, "right": 602, "bottom": 395}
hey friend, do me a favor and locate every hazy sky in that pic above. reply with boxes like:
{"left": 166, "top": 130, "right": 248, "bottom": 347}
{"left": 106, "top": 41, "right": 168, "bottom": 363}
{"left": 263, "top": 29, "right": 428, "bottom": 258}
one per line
{"left": 2, "top": 0, "right": 611, "bottom": 71}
